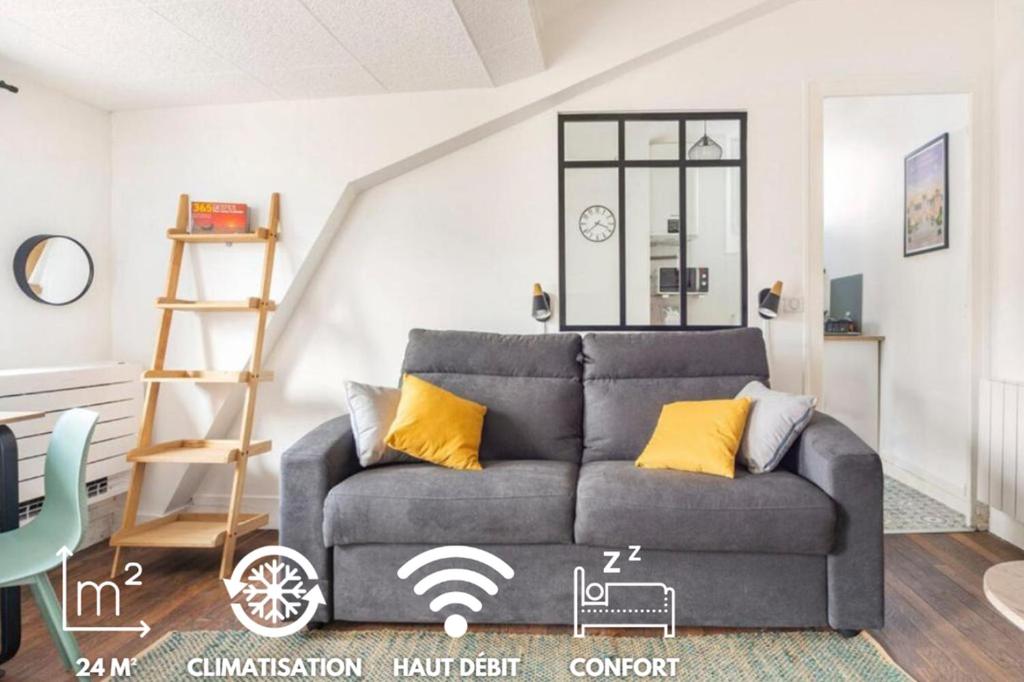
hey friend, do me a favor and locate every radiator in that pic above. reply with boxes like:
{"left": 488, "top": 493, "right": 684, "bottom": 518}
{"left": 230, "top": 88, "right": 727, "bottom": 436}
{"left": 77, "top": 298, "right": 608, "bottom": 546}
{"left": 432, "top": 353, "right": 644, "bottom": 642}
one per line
{"left": 978, "top": 378, "right": 1024, "bottom": 523}
{"left": 0, "top": 362, "right": 142, "bottom": 516}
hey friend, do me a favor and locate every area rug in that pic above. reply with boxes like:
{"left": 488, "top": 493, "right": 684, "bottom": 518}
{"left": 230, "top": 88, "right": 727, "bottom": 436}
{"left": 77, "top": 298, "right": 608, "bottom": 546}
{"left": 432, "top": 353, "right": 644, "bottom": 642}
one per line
{"left": 112, "top": 628, "right": 911, "bottom": 681}
{"left": 884, "top": 475, "right": 970, "bottom": 534}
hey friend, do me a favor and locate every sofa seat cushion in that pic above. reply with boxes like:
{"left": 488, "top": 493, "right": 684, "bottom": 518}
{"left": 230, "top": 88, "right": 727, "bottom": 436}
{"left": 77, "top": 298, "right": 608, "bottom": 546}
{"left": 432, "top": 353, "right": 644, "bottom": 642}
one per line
{"left": 324, "top": 460, "right": 578, "bottom": 546}
{"left": 575, "top": 461, "right": 835, "bottom": 555}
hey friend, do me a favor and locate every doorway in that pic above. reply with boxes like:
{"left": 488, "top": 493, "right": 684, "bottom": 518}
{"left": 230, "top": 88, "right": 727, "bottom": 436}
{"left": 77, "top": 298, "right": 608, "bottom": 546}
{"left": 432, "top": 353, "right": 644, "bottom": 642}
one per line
{"left": 818, "top": 93, "right": 974, "bottom": 533}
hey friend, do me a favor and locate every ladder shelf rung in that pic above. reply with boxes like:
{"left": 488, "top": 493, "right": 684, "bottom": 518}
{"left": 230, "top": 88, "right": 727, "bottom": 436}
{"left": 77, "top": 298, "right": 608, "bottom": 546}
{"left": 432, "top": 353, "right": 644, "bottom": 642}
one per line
{"left": 127, "top": 439, "right": 272, "bottom": 464}
{"left": 166, "top": 228, "right": 276, "bottom": 243}
{"left": 110, "top": 512, "right": 269, "bottom": 549}
{"left": 141, "top": 370, "right": 274, "bottom": 383}
{"left": 156, "top": 297, "right": 276, "bottom": 312}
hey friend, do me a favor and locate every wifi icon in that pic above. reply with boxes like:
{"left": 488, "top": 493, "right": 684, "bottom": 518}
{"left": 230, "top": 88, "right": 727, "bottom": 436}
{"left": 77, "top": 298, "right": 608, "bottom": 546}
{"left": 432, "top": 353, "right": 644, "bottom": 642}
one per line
{"left": 397, "top": 546, "right": 515, "bottom": 638}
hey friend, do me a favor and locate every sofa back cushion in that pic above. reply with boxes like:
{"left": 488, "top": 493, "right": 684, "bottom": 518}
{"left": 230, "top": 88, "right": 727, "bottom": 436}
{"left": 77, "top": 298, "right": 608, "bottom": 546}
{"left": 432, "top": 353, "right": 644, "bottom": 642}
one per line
{"left": 582, "top": 329, "right": 769, "bottom": 463}
{"left": 402, "top": 329, "right": 583, "bottom": 462}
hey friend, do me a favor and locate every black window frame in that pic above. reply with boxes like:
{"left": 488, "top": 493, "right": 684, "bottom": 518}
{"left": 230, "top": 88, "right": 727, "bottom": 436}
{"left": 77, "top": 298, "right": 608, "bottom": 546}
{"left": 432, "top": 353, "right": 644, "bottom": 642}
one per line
{"left": 558, "top": 111, "right": 748, "bottom": 332}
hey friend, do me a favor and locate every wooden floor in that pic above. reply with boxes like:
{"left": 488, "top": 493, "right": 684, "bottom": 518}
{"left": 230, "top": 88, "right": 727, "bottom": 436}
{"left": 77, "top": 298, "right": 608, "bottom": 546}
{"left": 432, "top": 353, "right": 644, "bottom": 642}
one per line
{"left": 1, "top": 531, "right": 1022, "bottom": 681}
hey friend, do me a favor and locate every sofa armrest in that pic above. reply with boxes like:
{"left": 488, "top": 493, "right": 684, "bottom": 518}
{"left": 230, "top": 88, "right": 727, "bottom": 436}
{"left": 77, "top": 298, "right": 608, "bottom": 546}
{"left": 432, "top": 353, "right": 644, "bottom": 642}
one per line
{"left": 279, "top": 415, "right": 362, "bottom": 621}
{"left": 782, "top": 411, "right": 884, "bottom": 631}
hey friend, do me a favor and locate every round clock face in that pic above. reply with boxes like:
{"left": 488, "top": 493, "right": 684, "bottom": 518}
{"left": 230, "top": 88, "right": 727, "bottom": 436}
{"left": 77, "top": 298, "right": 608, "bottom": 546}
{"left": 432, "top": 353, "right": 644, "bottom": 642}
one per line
{"left": 579, "top": 205, "right": 616, "bottom": 242}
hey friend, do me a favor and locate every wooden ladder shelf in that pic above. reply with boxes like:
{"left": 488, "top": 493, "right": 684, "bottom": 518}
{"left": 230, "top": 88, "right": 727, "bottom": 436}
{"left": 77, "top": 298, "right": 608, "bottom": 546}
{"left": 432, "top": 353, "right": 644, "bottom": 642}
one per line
{"left": 110, "top": 193, "right": 280, "bottom": 579}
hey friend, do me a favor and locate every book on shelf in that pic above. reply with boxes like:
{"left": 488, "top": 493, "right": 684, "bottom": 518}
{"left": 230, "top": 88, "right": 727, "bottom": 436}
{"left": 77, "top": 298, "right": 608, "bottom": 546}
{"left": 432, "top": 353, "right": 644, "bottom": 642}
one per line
{"left": 190, "top": 201, "right": 249, "bottom": 233}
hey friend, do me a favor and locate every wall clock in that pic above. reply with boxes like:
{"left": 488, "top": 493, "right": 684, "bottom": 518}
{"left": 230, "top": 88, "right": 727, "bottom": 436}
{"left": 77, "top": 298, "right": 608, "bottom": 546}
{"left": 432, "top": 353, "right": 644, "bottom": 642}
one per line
{"left": 579, "top": 205, "right": 616, "bottom": 242}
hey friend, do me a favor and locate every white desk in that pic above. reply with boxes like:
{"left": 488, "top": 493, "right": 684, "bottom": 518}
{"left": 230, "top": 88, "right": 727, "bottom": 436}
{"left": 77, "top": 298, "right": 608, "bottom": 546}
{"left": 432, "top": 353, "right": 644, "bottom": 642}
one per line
{"left": 822, "top": 336, "right": 884, "bottom": 450}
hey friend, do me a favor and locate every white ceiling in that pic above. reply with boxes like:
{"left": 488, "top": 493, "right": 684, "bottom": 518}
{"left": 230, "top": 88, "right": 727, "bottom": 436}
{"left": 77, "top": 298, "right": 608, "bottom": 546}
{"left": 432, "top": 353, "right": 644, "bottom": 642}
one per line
{"left": 0, "top": 0, "right": 547, "bottom": 110}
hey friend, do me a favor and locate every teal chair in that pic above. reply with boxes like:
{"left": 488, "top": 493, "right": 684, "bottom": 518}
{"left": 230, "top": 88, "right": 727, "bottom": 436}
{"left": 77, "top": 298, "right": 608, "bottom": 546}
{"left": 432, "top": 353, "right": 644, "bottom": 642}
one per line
{"left": 0, "top": 409, "right": 98, "bottom": 674}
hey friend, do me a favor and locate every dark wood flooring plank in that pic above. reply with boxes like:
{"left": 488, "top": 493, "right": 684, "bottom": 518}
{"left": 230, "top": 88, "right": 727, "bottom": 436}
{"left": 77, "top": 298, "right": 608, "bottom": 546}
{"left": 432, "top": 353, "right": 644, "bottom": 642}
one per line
{"left": 871, "top": 574, "right": 948, "bottom": 679}
{"left": 949, "top": 531, "right": 1024, "bottom": 563}
{"left": 885, "top": 539, "right": 1024, "bottom": 671}
{"left": 884, "top": 571, "right": 1008, "bottom": 680}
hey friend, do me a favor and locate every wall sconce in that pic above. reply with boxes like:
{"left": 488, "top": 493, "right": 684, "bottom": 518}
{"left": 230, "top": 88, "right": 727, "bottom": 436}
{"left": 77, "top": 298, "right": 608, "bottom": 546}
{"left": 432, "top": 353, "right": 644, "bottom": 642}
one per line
{"left": 532, "top": 283, "right": 552, "bottom": 331}
{"left": 758, "top": 281, "right": 783, "bottom": 319}
{"left": 758, "top": 281, "right": 783, "bottom": 383}
{"left": 532, "top": 283, "right": 552, "bottom": 321}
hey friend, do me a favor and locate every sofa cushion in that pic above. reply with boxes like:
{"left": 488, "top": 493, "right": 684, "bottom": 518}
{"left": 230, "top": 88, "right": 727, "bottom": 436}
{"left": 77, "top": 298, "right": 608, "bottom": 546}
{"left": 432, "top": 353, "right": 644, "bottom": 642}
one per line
{"left": 635, "top": 398, "right": 752, "bottom": 478}
{"left": 736, "top": 380, "right": 817, "bottom": 474}
{"left": 385, "top": 374, "right": 487, "bottom": 470}
{"left": 575, "top": 461, "right": 835, "bottom": 555}
{"left": 324, "top": 460, "right": 578, "bottom": 546}
{"left": 343, "top": 380, "right": 411, "bottom": 467}
{"left": 582, "top": 329, "right": 769, "bottom": 463}
{"left": 402, "top": 329, "right": 583, "bottom": 462}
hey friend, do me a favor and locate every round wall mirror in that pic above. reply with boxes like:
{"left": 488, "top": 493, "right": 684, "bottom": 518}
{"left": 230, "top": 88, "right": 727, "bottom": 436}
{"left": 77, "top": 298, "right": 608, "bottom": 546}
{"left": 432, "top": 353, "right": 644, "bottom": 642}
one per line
{"left": 13, "top": 235, "right": 94, "bottom": 306}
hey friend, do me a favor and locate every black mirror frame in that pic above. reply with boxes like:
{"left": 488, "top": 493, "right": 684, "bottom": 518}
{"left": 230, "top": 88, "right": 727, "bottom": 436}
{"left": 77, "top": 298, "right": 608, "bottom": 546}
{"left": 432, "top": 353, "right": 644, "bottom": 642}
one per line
{"left": 13, "top": 234, "right": 95, "bottom": 306}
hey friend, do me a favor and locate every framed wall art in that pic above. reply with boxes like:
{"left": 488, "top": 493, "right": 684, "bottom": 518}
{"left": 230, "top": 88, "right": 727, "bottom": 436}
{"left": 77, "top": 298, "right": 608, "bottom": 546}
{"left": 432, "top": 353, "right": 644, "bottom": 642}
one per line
{"left": 904, "top": 132, "right": 949, "bottom": 257}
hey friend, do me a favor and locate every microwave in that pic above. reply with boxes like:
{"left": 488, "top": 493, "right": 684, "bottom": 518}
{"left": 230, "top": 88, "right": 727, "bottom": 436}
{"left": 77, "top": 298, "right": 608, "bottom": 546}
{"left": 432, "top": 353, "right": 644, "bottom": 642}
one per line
{"left": 657, "top": 267, "right": 680, "bottom": 294}
{"left": 657, "top": 266, "right": 710, "bottom": 294}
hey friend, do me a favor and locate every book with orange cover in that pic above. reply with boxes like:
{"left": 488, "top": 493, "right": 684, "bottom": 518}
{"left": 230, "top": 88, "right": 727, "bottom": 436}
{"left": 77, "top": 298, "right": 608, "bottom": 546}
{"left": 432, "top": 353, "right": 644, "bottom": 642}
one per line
{"left": 190, "top": 201, "right": 249, "bottom": 233}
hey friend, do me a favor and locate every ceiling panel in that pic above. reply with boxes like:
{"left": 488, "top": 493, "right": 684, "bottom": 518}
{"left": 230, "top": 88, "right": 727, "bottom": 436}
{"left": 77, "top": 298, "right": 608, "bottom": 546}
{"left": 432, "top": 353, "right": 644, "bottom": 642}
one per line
{"left": 0, "top": 0, "right": 138, "bottom": 15}
{"left": 302, "top": 0, "right": 491, "bottom": 91}
{"left": 454, "top": 0, "right": 544, "bottom": 85}
{"left": 453, "top": 0, "right": 537, "bottom": 51}
{"left": 531, "top": 0, "right": 587, "bottom": 28}
{"left": 0, "top": 15, "right": 130, "bottom": 103}
{"left": 4, "top": 4, "right": 237, "bottom": 78}
{"left": 104, "top": 70, "right": 275, "bottom": 109}
{"left": 476, "top": 34, "right": 545, "bottom": 86}
{"left": 258, "top": 63, "right": 384, "bottom": 99}
{"left": 146, "top": 0, "right": 380, "bottom": 88}
{"left": 0, "top": 0, "right": 548, "bottom": 109}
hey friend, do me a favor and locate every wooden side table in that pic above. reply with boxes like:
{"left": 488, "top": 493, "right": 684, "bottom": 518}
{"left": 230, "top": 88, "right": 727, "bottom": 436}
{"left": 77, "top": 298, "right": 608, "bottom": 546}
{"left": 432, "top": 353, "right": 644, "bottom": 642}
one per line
{"left": 0, "top": 411, "right": 44, "bottom": 673}
{"left": 983, "top": 561, "right": 1024, "bottom": 630}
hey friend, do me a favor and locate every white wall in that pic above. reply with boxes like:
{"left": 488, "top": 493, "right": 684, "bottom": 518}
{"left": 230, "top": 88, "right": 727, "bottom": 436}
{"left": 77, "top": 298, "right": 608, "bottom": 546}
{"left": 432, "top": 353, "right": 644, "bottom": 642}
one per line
{"left": 823, "top": 94, "right": 972, "bottom": 503}
{"left": 104, "top": 0, "right": 996, "bottom": 519}
{"left": 0, "top": 58, "right": 111, "bottom": 369}
{"left": 989, "top": 0, "right": 1024, "bottom": 544}
{"left": 991, "top": 0, "right": 1024, "bottom": 383}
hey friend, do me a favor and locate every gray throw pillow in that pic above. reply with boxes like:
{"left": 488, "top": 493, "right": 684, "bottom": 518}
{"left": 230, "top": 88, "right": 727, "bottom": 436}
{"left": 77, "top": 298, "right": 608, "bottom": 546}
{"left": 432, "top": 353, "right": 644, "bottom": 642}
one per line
{"left": 736, "top": 381, "right": 817, "bottom": 474}
{"left": 343, "top": 380, "right": 412, "bottom": 467}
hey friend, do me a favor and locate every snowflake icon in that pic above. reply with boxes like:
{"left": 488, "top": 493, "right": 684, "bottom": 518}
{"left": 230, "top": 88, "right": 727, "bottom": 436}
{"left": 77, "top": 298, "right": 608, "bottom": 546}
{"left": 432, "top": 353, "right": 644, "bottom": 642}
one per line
{"left": 242, "top": 559, "right": 307, "bottom": 623}
{"left": 225, "top": 545, "right": 326, "bottom": 637}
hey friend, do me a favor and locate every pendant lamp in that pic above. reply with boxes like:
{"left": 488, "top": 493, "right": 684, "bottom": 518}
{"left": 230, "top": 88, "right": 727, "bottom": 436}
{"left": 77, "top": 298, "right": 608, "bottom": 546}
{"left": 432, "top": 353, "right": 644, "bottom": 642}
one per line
{"left": 687, "top": 121, "right": 723, "bottom": 160}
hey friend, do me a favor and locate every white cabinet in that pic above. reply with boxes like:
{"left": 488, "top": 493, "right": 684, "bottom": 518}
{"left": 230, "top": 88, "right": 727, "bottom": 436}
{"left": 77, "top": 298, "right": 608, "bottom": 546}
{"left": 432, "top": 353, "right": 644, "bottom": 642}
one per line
{"left": 821, "top": 336, "right": 883, "bottom": 450}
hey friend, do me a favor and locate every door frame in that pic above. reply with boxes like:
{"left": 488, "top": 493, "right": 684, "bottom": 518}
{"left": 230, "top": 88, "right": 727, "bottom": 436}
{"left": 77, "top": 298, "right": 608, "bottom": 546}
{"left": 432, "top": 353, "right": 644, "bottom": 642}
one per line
{"left": 804, "top": 75, "right": 992, "bottom": 526}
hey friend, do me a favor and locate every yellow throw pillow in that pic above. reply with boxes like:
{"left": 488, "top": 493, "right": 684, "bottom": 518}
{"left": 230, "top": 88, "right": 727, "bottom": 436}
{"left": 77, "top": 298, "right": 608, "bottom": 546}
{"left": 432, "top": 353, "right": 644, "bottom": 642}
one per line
{"left": 635, "top": 398, "right": 752, "bottom": 478}
{"left": 384, "top": 374, "right": 487, "bottom": 471}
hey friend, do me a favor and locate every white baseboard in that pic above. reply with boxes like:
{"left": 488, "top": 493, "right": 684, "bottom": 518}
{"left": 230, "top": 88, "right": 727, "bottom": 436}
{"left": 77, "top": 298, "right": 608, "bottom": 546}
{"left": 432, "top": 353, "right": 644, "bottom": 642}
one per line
{"left": 990, "top": 508, "right": 1024, "bottom": 550}
{"left": 189, "top": 493, "right": 280, "bottom": 529}
{"left": 136, "top": 502, "right": 193, "bottom": 526}
{"left": 881, "top": 456, "right": 972, "bottom": 521}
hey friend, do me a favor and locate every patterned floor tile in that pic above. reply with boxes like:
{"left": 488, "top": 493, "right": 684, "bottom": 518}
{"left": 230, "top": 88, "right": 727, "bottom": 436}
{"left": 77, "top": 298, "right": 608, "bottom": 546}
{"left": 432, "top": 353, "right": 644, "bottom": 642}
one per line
{"left": 884, "top": 475, "right": 970, "bottom": 534}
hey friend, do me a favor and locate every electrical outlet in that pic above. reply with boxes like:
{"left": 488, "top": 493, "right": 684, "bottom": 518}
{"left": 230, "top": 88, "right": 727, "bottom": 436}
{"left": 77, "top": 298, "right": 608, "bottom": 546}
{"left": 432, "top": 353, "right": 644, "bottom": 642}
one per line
{"left": 782, "top": 296, "right": 803, "bottom": 314}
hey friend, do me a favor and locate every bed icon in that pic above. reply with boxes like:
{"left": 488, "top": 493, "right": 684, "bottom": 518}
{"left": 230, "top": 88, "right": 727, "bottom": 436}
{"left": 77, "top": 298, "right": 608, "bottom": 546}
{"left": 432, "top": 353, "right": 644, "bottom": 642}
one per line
{"left": 572, "top": 566, "right": 676, "bottom": 638}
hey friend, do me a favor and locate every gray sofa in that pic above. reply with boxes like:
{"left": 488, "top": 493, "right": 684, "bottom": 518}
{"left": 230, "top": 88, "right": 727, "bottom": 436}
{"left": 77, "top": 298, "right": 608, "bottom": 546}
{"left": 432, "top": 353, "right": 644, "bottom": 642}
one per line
{"left": 280, "top": 328, "right": 883, "bottom": 635}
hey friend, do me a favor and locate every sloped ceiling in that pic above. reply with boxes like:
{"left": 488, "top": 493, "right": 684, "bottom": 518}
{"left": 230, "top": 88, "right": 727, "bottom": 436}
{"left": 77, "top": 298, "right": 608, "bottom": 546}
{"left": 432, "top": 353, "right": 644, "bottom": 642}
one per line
{"left": 0, "top": 0, "right": 546, "bottom": 110}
